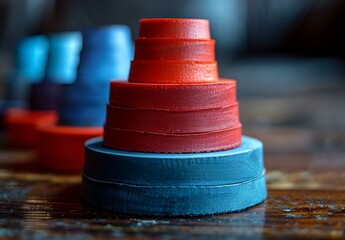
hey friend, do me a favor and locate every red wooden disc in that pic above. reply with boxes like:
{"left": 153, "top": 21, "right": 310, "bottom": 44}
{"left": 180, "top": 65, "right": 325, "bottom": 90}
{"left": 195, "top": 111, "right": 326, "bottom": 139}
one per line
{"left": 103, "top": 125, "right": 242, "bottom": 153}
{"left": 110, "top": 79, "right": 237, "bottom": 110}
{"left": 134, "top": 39, "right": 215, "bottom": 62}
{"left": 106, "top": 103, "right": 239, "bottom": 134}
{"left": 37, "top": 126, "right": 103, "bottom": 173}
{"left": 128, "top": 61, "right": 218, "bottom": 84}
{"left": 138, "top": 18, "right": 210, "bottom": 39}
{"left": 4, "top": 108, "right": 58, "bottom": 148}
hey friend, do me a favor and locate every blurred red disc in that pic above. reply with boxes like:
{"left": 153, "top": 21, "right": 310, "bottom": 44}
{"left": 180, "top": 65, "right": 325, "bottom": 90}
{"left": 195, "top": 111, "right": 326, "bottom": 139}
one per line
{"left": 37, "top": 126, "right": 102, "bottom": 173}
{"left": 4, "top": 108, "right": 58, "bottom": 148}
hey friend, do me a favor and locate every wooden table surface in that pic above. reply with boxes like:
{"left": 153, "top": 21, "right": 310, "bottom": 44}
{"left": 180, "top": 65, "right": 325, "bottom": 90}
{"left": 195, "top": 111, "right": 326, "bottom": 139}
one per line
{"left": 0, "top": 92, "right": 344, "bottom": 239}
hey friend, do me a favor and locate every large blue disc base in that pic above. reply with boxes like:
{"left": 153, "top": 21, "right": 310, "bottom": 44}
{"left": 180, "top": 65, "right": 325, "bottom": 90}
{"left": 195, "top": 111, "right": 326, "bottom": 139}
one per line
{"left": 84, "top": 136, "right": 264, "bottom": 186}
{"left": 82, "top": 136, "right": 267, "bottom": 216}
{"left": 82, "top": 170, "right": 266, "bottom": 217}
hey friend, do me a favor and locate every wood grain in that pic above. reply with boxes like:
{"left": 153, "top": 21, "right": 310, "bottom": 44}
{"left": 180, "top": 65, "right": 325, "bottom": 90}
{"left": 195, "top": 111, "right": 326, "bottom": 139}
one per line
{"left": 0, "top": 93, "right": 345, "bottom": 239}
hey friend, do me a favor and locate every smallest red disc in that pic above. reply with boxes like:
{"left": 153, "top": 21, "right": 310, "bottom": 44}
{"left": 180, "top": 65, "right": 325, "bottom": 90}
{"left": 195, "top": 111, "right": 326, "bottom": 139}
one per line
{"left": 138, "top": 18, "right": 211, "bottom": 40}
{"left": 37, "top": 126, "right": 103, "bottom": 173}
{"left": 4, "top": 108, "right": 58, "bottom": 148}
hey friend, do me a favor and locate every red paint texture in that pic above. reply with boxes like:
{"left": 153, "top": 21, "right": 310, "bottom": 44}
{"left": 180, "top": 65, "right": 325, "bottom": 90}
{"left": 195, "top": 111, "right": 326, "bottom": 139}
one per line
{"left": 134, "top": 39, "right": 215, "bottom": 61}
{"left": 106, "top": 103, "right": 240, "bottom": 134}
{"left": 138, "top": 18, "right": 211, "bottom": 39}
{"left": 105, "top": 18, "right": 242, "bottom": 153}
{"left": 103, "top": 125, "right": 242, "bottom": 153}
{"left": 128, "top": 61, "right": 218, "bottom": 84}
{"left": 110, "top": 80, "right": 237, "bottom": 111}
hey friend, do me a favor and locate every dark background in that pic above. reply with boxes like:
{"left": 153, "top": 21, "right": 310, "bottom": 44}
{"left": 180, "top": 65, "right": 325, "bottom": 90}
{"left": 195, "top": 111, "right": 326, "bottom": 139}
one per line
{"left": 1, "top": 0, "right": 345, "bottom": 57}
{"left": 1, "top": 2, "right": 345, "bottom": 238}
{"left": 0, "top": 0, "right": 344, "bottom": 137}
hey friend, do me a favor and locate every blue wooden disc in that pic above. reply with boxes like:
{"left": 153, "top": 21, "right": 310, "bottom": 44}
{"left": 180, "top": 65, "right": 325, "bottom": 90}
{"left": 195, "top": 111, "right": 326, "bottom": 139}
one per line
{"left": 28, "top": 82, "right": 61, "bottom": 111}
{"left": 82, "top": 25, "right": 132, "bottom": 51}
{"left": 58, "top": 104, "right": 106, "bottom": 127}
{"left": 60, "top": 83, "right": 109, "bottom": 105}
{"left": 76, "top": 62, "right": 130, "bottom": 82}
{"left": 16, "top": 35, "right": 49, "bottom": 83}
{"left": 82, "top": 169, "right": 267, "bottom": 216}
{"left": 45, "top": 32, "right": 82, "bottom": 84}
{"left": 84, "top": 136, "right": 264, "bottom": 186}
{"left": 76, "top": 25, "right": 133, "bottom": 83}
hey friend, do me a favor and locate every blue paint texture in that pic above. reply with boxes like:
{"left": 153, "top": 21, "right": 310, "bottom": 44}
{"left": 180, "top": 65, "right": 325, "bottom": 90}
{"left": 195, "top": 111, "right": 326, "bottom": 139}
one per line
{"left": 82, "top": 170, "right": 267, "bottom": 216}
{"left": 58, "top": 25, "right": 132, "bottom": 127}
{"left": 82, "top": 136, "right": 267, "bottom": 216}
{"left": 45, "top": 32, "right": 82, "bottom": 83}
{"left": 84, "top": 136, "right": 264, "bottom": 185}
{"left": 28, "top": 32, "right": 82, "bottom": 110}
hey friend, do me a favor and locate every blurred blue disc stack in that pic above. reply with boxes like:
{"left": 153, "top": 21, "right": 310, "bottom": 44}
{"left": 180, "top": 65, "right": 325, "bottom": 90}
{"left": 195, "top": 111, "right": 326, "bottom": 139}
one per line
{"left": 58, "top": 25, "right": 133, "bottom": 126}
{"left": 0, "top": 35, "right": 49, "bottom": 128}
{"left": 45, "top": 32, "right": 83, "bottom": 83}
{"left": 15, "top": 35, "right": 49, "bottom": 84}
{"left": 5, "top": 35, "right": 49, "bottom": 105}
{"left": 28, "top": 32, "right": 82, "bottom": 111}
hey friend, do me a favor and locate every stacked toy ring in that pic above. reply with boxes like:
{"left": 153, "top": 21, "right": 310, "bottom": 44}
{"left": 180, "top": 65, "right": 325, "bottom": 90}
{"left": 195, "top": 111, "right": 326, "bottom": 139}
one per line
{"left": 58, "top": 25, "right": 132, "bottom": 127}
{"left": 83, "top": 18, "right": 267, "bottom": 216}
{"left": 4, "top": 33, "right": 81, "bottom": 148}
{"left": 36, "top": 25, "right": 132, "bottom": 172}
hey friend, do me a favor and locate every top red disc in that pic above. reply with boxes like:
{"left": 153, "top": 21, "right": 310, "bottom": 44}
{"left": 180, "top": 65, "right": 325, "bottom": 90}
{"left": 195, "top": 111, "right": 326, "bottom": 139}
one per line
{"left": 138, "top": 18, "right": 211, "bottom": 39}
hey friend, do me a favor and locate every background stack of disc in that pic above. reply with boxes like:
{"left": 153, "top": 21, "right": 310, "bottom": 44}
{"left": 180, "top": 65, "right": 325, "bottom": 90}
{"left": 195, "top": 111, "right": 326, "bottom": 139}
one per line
{"left": 0, "top": 35, "right": 48, "bottom": 130}
{"left": 59, "top": 25, "right": 132, "bottom": 126}
{"left": 83, "top": 19, "right": 267, "bottom": 216}
{"left": 4, "top": 33, "right": 82, "bottom": 148}
{"left": 28, "top": 32, "right": 83, "bottom": 111}
{"left": 37, "top": 25, "right": 132, "bottom": 173}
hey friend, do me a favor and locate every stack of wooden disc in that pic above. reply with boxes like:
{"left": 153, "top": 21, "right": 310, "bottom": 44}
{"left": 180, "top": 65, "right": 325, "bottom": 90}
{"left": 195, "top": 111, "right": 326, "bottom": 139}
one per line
{"left": 83, "top": 18, "right": 267, "bottom": 216}
{"left": 4, "top": 33, "right": 82, "bottom": 148}
{"left": 36, "top": 26, "right": 132, "bottom": 172}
